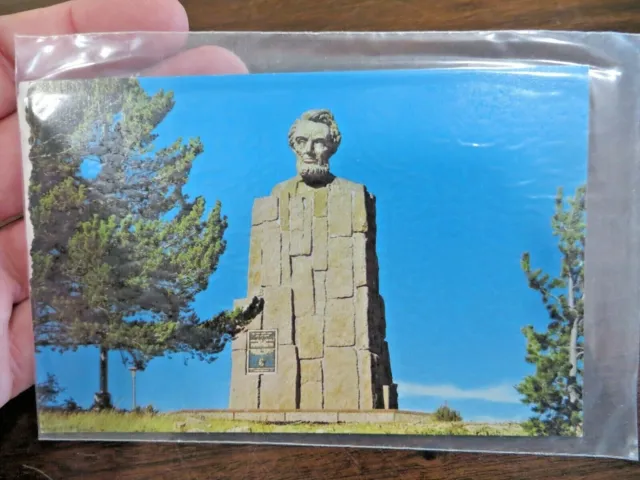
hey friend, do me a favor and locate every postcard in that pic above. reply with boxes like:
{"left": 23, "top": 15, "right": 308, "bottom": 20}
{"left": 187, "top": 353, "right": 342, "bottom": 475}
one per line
{"left": 18, "top": 65, "right": 589, "bottom": 441}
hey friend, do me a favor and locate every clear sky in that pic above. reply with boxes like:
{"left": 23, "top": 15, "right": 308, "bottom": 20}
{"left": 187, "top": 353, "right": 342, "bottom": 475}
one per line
{"left": 36, "top": 65, "right": 589, "bottom": 423}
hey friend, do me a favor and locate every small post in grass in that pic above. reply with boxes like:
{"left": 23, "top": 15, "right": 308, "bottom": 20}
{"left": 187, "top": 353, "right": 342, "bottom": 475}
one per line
{"left": 129, "top": 366, "right": 138, "bottom": 411}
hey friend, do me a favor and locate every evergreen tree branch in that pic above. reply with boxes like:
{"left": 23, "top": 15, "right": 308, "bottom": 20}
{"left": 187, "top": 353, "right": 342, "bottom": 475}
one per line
{"left": 516, "top": 185, "right": 586, "bottom": 437}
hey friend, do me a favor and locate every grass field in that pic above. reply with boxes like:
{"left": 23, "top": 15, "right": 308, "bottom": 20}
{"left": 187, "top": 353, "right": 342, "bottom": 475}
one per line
{"left": 39, "top": 410, "right": 528, "bottom": 436}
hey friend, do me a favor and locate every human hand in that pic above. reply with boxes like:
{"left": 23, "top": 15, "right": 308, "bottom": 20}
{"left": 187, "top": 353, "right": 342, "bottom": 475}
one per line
{"left": 0, "top": 0, "right": 247, "bottom": 410}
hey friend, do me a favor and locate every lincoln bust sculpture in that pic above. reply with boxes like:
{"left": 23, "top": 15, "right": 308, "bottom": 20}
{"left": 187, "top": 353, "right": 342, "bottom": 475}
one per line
{"left": 286, "top": 109, "right": 342, "bottom": 186}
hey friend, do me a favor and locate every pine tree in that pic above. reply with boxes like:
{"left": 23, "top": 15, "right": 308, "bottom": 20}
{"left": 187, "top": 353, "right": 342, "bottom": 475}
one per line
{"left": 516, "top": 185, "right": 585, "bottom": 436}
{"left": 35, "top": 373, "right": 65, "bottom": 408}
{"left": 25, "top": 78, "right": 261, "bottom": 409}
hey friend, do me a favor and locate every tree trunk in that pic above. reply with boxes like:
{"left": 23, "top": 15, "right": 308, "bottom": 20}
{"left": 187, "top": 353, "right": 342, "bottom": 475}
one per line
{"left": 93, "top": 346, "right": 112, "bottom": 410}
{"left": 567, "top": 274, "right": 579, "bottom": 406}
{"left": 569, "top": 319, "right": 578, "bottom": 397}
{"left": 100, "top": 346, "right": 108, "bottom": 393}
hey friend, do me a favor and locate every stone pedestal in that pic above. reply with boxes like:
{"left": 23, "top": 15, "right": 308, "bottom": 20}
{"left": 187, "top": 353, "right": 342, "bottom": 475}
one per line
{"left": 229, "top": 176, "right": 397, "bottom": 411}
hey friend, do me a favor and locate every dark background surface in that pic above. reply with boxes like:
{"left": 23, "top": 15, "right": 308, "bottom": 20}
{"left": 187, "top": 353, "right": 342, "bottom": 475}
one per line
{"left": 1, "top": 0, "right": 640, "bottom": 478}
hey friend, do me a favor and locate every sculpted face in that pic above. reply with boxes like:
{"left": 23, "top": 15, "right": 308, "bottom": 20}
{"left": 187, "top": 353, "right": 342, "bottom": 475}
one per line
{"left": 289, "top": 110, "right": 341, "bottom": 185}
{"left": 292, "top": 120, "right": 332, "bottom": 168}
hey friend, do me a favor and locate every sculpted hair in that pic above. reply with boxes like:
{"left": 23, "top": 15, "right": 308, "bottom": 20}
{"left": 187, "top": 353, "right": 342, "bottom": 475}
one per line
{"left": 288, "top": 109, "right": 342, "bottom": 155}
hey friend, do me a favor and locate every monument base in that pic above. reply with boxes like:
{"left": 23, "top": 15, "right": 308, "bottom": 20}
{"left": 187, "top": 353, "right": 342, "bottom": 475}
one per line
{"left": 175, "top": 409, "right": 433, "bottom": 425}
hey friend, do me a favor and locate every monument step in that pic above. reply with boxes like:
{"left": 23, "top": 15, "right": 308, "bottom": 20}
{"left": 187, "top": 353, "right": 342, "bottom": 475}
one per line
{"left": 170, "top": 409, "right": 434, "bottom": 424}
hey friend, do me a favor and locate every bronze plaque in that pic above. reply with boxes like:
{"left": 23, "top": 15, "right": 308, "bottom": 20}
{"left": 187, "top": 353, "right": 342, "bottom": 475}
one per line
{"left": 247, "top": 330, "right": 277, "bottom": 374}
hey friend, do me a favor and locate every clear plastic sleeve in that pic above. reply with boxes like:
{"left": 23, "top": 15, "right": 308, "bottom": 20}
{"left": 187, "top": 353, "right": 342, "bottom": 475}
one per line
{"left": 13, "top": 31, "right": 640, "bottom": 461}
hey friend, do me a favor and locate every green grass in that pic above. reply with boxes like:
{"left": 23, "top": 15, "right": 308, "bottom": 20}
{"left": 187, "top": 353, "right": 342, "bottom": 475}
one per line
{"left": 39, "top": 411, "right": 528, "bottom": 436}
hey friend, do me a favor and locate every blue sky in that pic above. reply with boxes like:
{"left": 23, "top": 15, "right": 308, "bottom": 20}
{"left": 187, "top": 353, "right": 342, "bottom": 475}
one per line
{"left": 36, "top": 65, "right": 589, "bottom": 423}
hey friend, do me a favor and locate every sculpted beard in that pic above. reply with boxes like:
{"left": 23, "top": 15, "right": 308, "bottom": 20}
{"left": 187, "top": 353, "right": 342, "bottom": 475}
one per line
{"left": 298, "top": 162, "right": 331, "bottom": 184}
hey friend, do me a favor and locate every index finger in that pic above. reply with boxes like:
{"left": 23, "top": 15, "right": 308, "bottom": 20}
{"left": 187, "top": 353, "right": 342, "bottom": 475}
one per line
{"left": 0, "top": 0, "right": 190, "bottom": 120}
